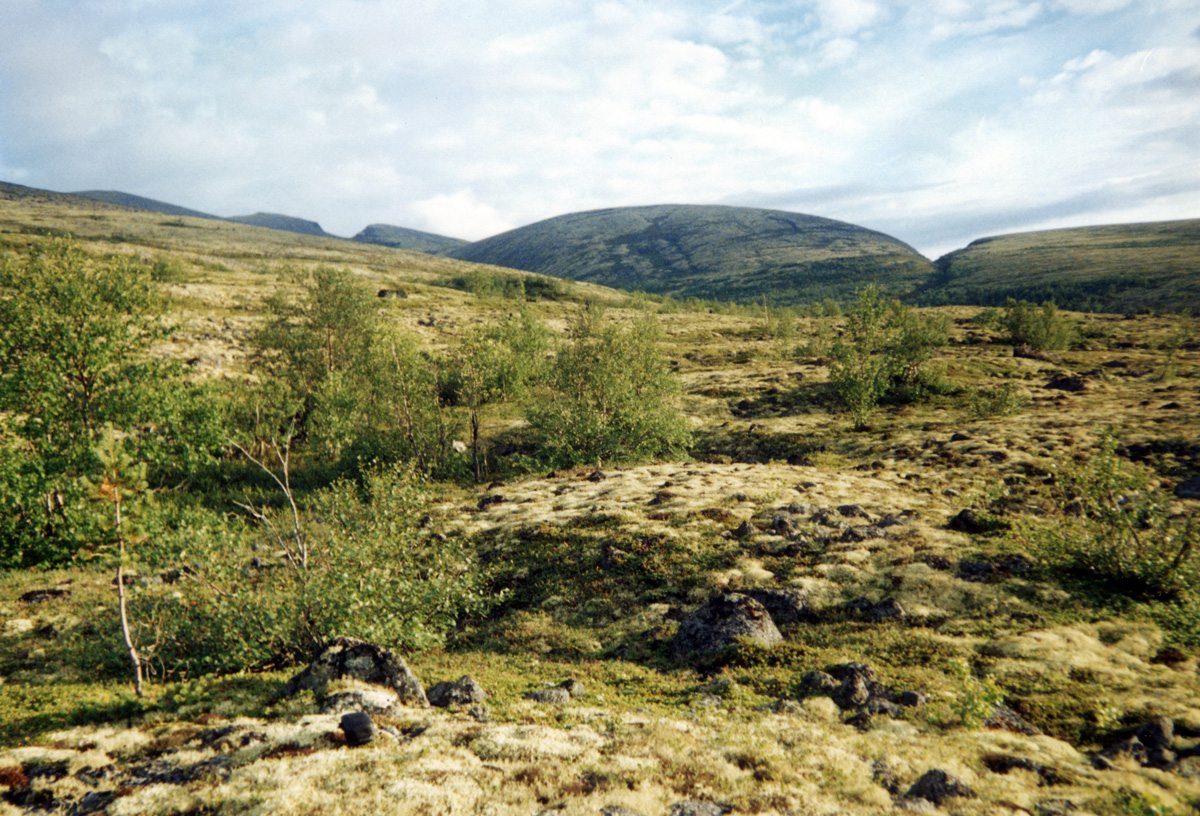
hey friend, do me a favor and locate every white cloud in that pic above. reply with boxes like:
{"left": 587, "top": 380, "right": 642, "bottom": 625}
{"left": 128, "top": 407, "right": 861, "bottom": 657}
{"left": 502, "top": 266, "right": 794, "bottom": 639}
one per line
{"left": 0, "top": 0, "right": 1198, "bottom": 255}
{"left": 411, "top": 192, "right": 514, "bottom": 241}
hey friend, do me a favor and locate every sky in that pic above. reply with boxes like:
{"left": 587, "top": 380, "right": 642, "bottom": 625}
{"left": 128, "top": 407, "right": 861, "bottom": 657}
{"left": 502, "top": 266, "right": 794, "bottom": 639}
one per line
{"left": 2, "top": 1, "right": 1199, "bottom": 259}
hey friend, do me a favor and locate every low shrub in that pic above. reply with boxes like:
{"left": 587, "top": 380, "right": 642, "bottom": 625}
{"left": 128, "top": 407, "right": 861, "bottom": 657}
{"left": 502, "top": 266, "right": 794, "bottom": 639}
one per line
{"left": 1025, "top": 431, "right": 1200, "bottom": 600}
{"left": 1002, "top": 298, "right": 1075, "bottom": 351}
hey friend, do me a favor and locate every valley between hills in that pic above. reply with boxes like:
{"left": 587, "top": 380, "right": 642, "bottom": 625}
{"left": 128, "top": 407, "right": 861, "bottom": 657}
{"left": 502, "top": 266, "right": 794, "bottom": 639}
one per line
{"left": 0, "top": 184, "right": 1198, "bottom": 816}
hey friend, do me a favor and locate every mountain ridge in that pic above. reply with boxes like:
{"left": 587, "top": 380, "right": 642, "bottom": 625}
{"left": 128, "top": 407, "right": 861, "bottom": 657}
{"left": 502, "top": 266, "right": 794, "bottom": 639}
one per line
{"left": 449, "top": 203, "right": 935, "bottom": 306}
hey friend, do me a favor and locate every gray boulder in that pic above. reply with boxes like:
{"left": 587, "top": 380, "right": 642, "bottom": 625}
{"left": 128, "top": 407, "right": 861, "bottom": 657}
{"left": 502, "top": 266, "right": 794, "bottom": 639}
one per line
{"left": 281, "top": 635, "right": 428, "bottom": 707}
{"left": 672, "top": 593, "right": 783, "bottom": 658}
{"left": 427, "top": 675, "right": 487, "bottom": 708}
{"left": 738, "top": 587, "right": 811, "bottom": 624}
{"left": 320, "top": 687, "right": 409, "bottom": 717}
{"left": 906, "top": 770, "right": 976, "bottom": 805}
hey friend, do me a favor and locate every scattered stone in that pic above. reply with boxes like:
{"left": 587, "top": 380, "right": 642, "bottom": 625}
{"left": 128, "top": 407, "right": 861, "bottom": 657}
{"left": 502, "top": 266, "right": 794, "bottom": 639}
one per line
{"left": 833, "top": 672, "right": 871, "bottom": 710}
{"left": 761, "top": 699, "right": 804, "bottom": 715}
{"left": 426, "top": 675, "right": 487, "bottom": 708}
{"left": 669, "top": 800, "right": 730, "bottom": 816}
{"left": 799, "top": 670, "right": 839, "bottom": 696}
{"left": 845, "top": 710, "right": 874, "bottom": 730}
{"left": 770, "top": 515, "right": 796, "bottom": 536}
{"left": 586, "top": 470, "right": 607, "bottom": 482}
{"left": 1045, "top": 373, "right": 1086, "bottom": 392}
{"left": 863, "top": 698, "right": 905, "bottom": 718}
{"left": 672, "top": 593, "right": 783, "bottom": 659}
{"left": 738, "top": 587, "right": 810, "bottom": 624}
{"left": 839, "top": 525, "right": 886, "bottom": 543}
{"left": 845, "top": 597, "right": 905, "bottom": 621}
{"left": 18, "top": 588, "right": 71, "bottom": 603}
{"left": 898, "top": 691, "right": 929, "bottom": 707}
{"left": 869, "top": 598, "right": 906, "bottom": 621}
{"left": 1035, "top": 799, "right": 1078, "bottom": 816}
{"left": 731, "top": 521, "right": 760, "bottom": 539}
{"left": 320, "top": 687, "right": 408, "bottom": 717}
{"left": 377, "top": 289, "right": 407, "bottom": 299}
{"left": 525, "top": 687, "right": 571, "bottom": 705}
{"left": 468, "top": 705, "right": 491, "bottom": 723}
{"left": 996, "top": 755, "right": 1066, "bottom": 785}
{"left": 958, "top": 560, "right": 995, "bottom": 582}
{"left": 872, "top": 759, "right": 901, "bottom": 795}
{"left": 837, "top": 504, "right": 871, "bottom": 518}
{"left": 906, "top": 769, "right": 977, "bottom": 805}
{"left": 559, "top": 677, "right": 585, "bottom": 697}
{"left": 949, "top": 432, "right": 972, "bottom": 442}
{"left": 601, "top": 807, "right": 646, "bottom": 816}
{"left": 947, "top": 509, "right": 990, "bottom": 534}
{"left": 477, "top": 494, "right": 505, "bottom": 510}
{"left": 340, "top": 712, "right": 377, "bottom": 747}
{"left": 1175, "top": 476, "right": 1200, "bottom": 500}
{"left": 984, "top": 704, "right": 1043, "bottom": 736}
{"left": 281, "top": 636, "right": 428, "bottom": 707}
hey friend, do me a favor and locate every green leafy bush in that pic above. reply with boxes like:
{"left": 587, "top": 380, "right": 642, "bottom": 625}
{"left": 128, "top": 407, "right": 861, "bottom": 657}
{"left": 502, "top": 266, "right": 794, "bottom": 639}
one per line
{"left": 827, "top": 287, "right": 949, "bottom": 428}
{"left": 123, "top": 461, "right": 496, "bottom": 677}
{"left": 968, "top": 382, "right": 1028, "bottom": 419}
{"left": 0, "top": 239, "right": 222, "bottom": 567}
{"left": 525, "top": 307, "right": 692, "bottom": 466}
{"left": 249, "top": 265, "right": 380, "bottom": 457}
{"left": 1002, "top": 298, "right": 1075, "bottom": 350}
{"left": 449, "top": 309, "right": 551, "bottom": 480}
{"left": 1027, "top": 431, "right": 1200, "bottom": 600}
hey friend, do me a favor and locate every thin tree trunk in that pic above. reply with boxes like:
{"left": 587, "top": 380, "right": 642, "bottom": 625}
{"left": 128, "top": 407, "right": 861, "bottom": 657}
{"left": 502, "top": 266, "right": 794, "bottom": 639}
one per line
{"left": 114, "top": 498, "right": 144, "bottom": 698}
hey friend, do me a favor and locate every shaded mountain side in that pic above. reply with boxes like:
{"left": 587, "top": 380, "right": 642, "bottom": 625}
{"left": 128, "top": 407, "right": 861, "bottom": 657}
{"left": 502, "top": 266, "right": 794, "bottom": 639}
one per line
{"left": 353, "top": 223, "right": 468, "bottom": 255}
{"left": 917, "top": 219, "right": 1200, "bottom": 314}
{"left": 226, "top": 212, "right": 333, "bottom": 237}
{"left": 71, "top": 190, "right": 221, "bottom": 220}
{"left": 449, "top": 204, "right": 935, "bottom": 306}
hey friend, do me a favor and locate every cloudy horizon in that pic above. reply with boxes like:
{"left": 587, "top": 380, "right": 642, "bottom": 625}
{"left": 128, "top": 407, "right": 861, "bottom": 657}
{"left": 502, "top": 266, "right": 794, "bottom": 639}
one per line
{"left": 2, "top": 0, "right": 1198, "bottom": 259}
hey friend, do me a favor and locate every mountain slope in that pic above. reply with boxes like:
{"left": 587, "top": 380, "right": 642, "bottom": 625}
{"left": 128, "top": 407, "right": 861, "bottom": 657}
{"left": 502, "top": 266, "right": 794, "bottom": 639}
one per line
{"left": 353, "top": 223, "right": 468, "bottom": 255}
{"left": 450, "top": 204, "right": 935, "bottom": 305}
{"left": 920, "top": 219, "right": 1200, "bottom": 313}
{"left": 226, "top": 212, "right": 333, "bottom": 237}
{"left": 71, "top": 190, "right": 220, "bottom": 220}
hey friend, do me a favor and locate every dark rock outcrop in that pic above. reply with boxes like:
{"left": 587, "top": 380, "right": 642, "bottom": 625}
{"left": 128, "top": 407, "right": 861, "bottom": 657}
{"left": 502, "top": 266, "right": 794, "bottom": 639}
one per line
{"left": 281, "top": 636, "right": 428, "bottom": 707}
{"left": 906, "top": 769, "right": 977, "bottom": 805}
{"left": 672, "top": 593, "right": 783, "bottom": 658}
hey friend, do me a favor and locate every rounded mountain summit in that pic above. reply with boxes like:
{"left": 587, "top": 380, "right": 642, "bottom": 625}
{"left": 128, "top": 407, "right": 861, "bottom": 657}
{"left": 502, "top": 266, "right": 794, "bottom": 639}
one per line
{"left": 450, "top": 204, "right": 935, "bottom": 305}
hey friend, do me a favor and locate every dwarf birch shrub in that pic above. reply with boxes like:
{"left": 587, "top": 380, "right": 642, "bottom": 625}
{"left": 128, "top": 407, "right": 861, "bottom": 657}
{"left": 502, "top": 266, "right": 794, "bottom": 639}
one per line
{"left": 1028, "top": 431, "right": 1200, "bottom": 600}
{"left": 827, "top": 287, "right": 949, "bottom": 428}
{"left": 127, "top": 461, "right": 495, "bottom": 676}
{"left": 1002, "top": 298, "right": 1075, "bottom": 351}
{"left": 525, "top": 309, "right": 691, "bottom": 466}
{"left": 0, "top": 239, "right": 222, "bottom": 566}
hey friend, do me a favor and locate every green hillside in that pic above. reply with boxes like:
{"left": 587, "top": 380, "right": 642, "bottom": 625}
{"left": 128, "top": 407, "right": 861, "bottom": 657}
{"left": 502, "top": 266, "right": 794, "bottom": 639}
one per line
{"left": 353, "top": 223, "right": 468, "bottom": 254}
{"left": 71, "top": 190, "right": 221, "bottom": 220}
{"left": 450, "top": 204, "right": 936, "bottom": 305}
{"left": 919, "top": 219, "right": 1200, "bottom": 314}
{"left": 226, "top": 211, "right": 333, "bottom": 237}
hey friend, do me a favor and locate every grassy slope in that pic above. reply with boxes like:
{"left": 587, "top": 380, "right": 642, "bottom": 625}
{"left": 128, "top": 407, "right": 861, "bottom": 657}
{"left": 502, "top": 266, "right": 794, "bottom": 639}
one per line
{"left": 70, "top": 189, "right": 223, "bottom": 221}
{"left": 451, "top": 204, "right": 937, "bottom": 306}
{"left": 921, "top": 219, "right": 1200, "bottom": 314}
{"left": 352, "top": 223, "right": 468, "bottom": 255}
{"left": 1, "top": 191, "right": 1200, "bottom": 815}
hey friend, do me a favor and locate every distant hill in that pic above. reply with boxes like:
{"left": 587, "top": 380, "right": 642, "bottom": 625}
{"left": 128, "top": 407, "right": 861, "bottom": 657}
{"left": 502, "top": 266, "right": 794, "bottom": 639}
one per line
{"left": 449, "top": 204, "right": 935, "bottom": 305}
{"left": 226, "top": 212, "right": 334, "bottom": 237}
{"left": 352, "top": 223, "right": 468, "bottom": 255}
{"left": 918, "top": 219, "right": 1200, "bottom": 314}
{"left": 71, "top": 190, "right": 220, "bottom": 220}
